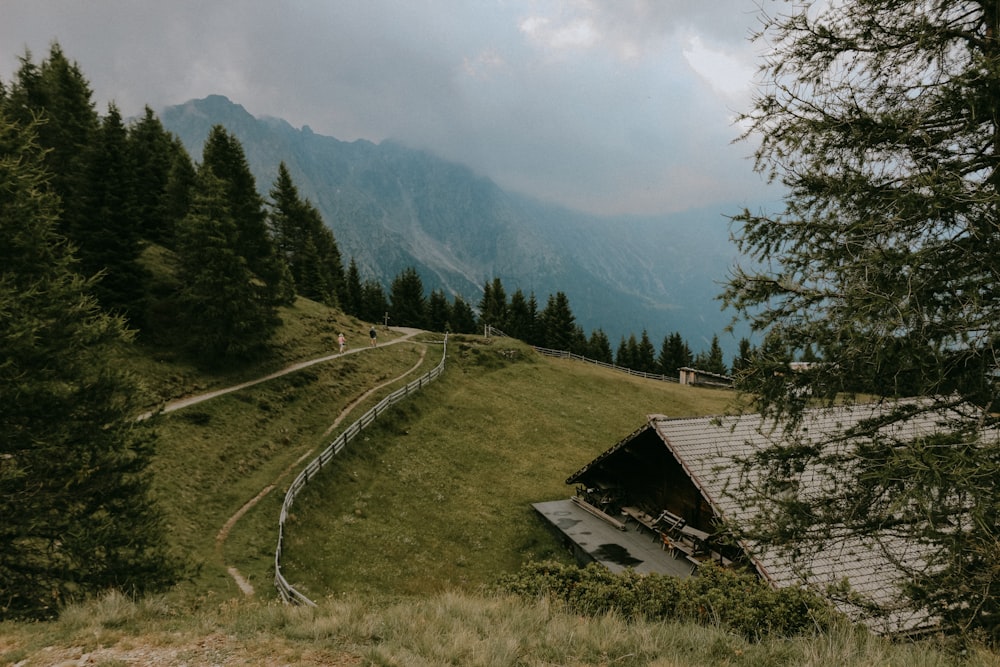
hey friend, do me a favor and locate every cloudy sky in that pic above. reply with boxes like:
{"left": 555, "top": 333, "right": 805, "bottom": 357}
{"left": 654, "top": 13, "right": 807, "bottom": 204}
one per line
{"left": 1, "top": 1, "right": 781, "bottom": 217}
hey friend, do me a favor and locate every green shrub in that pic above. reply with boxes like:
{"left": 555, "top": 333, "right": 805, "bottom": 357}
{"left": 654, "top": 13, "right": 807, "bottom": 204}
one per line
{"left": 495, "top": 560, "right": 836, "bottom": 640}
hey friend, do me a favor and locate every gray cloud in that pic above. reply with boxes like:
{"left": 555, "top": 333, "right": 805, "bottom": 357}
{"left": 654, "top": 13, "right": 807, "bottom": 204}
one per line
{"left": 1, "top": 0, "right": 780, "bottom": 216}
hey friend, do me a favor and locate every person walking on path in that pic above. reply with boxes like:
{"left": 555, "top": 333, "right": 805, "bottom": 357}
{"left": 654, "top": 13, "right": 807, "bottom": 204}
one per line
{"left": 338, "top": 333, "right": 347, "bottom": 354}
{"left": 369, "top": 325, "right": 378, "bottom": 347}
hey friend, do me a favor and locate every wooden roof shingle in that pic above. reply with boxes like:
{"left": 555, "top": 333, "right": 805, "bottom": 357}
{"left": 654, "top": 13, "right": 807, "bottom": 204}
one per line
{"left": 578, "top": 400, "right": 986, "bottom": 634}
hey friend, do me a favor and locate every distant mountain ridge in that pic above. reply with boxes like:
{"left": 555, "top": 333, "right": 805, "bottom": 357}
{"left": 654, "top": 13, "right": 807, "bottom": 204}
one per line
{"left": 159, "top": 95, "right": 745, "bottom": 355}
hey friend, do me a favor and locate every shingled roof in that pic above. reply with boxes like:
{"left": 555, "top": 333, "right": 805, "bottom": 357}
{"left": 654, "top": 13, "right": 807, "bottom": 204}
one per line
{"left": 570, "top": 399, "right": 984, "bottom": 634}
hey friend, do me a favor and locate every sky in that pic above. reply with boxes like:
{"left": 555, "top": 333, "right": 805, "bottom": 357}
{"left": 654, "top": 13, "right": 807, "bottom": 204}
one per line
{"left": 1, "top": 1, "right": 782, "bottom": 217}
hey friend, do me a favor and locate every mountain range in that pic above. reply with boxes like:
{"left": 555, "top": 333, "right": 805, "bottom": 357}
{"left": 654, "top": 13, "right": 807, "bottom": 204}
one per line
{"left": 159, "top": 95, "right": 748, "bottom": 357}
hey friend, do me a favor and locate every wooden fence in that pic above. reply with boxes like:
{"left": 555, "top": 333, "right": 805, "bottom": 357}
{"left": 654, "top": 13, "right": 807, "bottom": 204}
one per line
{"left": 274, "top": 335, "right": 448, "bottom": 606}
{"left": 532, "top": 346, "right": 680, "bottom": 384}
{"left": 485, "top": 325, "right": 680, "bottom": 383}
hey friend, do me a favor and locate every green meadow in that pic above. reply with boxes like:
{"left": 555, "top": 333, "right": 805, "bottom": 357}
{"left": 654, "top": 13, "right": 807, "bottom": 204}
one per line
{"left": 3, "top": 299, "right": 996, "bottom": 666}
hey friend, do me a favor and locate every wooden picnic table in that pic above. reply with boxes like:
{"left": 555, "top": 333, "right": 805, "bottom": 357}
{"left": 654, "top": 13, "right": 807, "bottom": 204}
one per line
{"left": 620, "top": 506, "right": 657, "bottom": 530}
{"left": 678, "top": 525, "right": 710, "bottom": 543}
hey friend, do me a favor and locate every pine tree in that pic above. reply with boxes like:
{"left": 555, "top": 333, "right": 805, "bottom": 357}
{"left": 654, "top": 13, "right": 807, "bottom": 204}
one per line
{"left": 175, "top": 168, "right": 279, "bottom": 362}
{"left": 426, "top": 289, "right": 451, "bottom": 332}
{"left": 587, "top": 328, "right": 613, "bottom": 364}
{"left": 78, "top": 104, "right": 147, "bottom": 323}
{"left": 314, "top": 224, "right": 345, "bottom": 306}
{"left": 703, "top": 334, "right": 727, "bottom": 375}
{"left": 731, "top": 337, "right": 754, "bottom": 378}
{"left": 268, "top": 162, "right": 344, "bottom": 306}
{"left": 2, "top": 44, "right": 99, "bottom": 243}
{"left": 449, "top": 294, "right": 478, "bottom": 333}
{"left": 160, "top": 137, "right": 196, "bottom": 248}
{"left": 723, "top": 1, "right": 1000, "bottom": 636}
{"left": 294, "top": 236, "right": 327, "bottom": 302}
{"left": 343, "top": 258, "right": 363, "bottom": 317}
{"left": 201, "top": 125, "right": 293, "bottom": 307}
{"left": 507, "top": 288, "right": 536, "bottom": 342}
{"left": 657, "top": 332, "right": 692, "bottom": 376}
{"left": 127, "top": 106, "right": 181, "bottom": 246}
{"left": 570, "top": 324, "right": 589, "bottom": 356}
{"left": 477, "top": 277, "right": 508, "bottom": 332}
{"left": 0, "top": 114, "right": 178, "bottom": 619}
{"left": 526, "top": 292, "right": 541, "bottom": 345}
{"left": 615, "top": 336, "right": 631, "bottom": 368}
{"left": 389, "top": 267, "right": 427, "bottom": 328}
{"left": 360, "top": 279, "right": 389, "bottom": 325}
{"left": 619, "top": 333, "right": 642, "bottom": 370}
{"left": 538, "top": 291, "right": 577, "bottom": 351}
{"left": 636, "top": 330, "right": 657, "bottom": 373}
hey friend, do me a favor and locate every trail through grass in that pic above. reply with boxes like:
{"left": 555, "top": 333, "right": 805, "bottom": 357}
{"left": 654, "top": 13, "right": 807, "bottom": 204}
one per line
{"left": 280, "top": 335, "right": 735, "bottom": 599}
{"left": 146, "top": 331, "right": 435, "bottom": 603}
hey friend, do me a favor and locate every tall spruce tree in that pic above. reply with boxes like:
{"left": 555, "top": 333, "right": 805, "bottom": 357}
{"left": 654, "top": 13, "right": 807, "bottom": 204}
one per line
{"left": 526, "top": 292, "right": 541, "bottom": 345}
{"left": 695, "top": 334, "right": 726, "bottom": 376}
{"left": 477, "top": 277, "right": 508, "bottom": 332}
{"left": 389, "top": 267, "right": 427, "bottom": 328}
{"left": 636, "top": 330, "right": 657, "bottom": 373}
{"left": 0, "top": 114, "right": 178, "bottom": 619}
{"left": 730, "top": 337, "right": 754, "bottom": 379}
{"left": 426, "top": 289, "right": 452, "bottom": 332}
{"left": 449, "top": 294, "right": 478, "bottom": 333}
{"left": 539, "top": 291, "right": 579, "bottom": 352}
{"left": 657, "top": 332, "right": 693, "bottom": 376}
{"left": 201, "top": 125, "right": 293, "bottom": 306}
{"left": 343, "top": 258, "right": 363, "bottom": 317}
{"left": 160, "top": 137, "right": 197, "bottom": 248}
{"left": 615, "top": 336, "right": 632, "bottom": 369}
{"left": 507, "top": 288, "right": 537, "bottom": 343}
{"left": 360, "top": 279, "right": 389, "bottom": 325}
{"left": 127, "top": 106, "right": 180, "bottom": 246}
{"left": 2, "top": 44, "right": 98, "bottom": 243}
{"left": 723, "top": 0, "right": 1000, "bottom": 636}
{"left": 587, "top": 328, "right": 613, "bottom": 364}
{"left": 175, "top": 168, "right": 278, "bottom": 362}
{"left": 79, "top": 104, "right": 147, "bottom": 323}
{"left": 268, "top": 162, "right": 344, "bottom": 306}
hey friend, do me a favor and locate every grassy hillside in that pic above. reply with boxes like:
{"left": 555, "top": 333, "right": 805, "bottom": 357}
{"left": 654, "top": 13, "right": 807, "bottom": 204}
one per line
{"left": 280, "top": 335, "right": 734, "bottom": 600}
{"left": 141, "top": 297, "right": 734, "bottom": 603}
{"left": 2, "top": 300, "right": 998, "bottom": 665}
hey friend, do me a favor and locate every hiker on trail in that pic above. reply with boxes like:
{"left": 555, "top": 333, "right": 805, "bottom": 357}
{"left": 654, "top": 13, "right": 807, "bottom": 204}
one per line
{"left": 369, "top": 325, "right": 377, "bottom": 347}
{"left": 338, "top": 333, "right": 346, "bottom": 354}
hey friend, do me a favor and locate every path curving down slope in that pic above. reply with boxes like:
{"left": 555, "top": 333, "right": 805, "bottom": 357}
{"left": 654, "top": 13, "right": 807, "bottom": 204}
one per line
{"left": 137, "top": 327, "right": 424, "bottom": 420}
{"left": 137, "top": 326, "right": 426, "bottom": 596}
{"left": 217, "top": 343, "right": 428, "bottom": 595}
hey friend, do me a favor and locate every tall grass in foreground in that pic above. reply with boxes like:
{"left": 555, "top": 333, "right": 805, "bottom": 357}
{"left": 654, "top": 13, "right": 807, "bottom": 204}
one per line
{"left": 2, "top": 591, "right": 997, "bottom": 666}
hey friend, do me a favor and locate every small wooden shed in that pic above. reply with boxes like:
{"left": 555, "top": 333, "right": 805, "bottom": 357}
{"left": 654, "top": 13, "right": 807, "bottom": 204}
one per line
{"left": 677, "top": 367, "right": 733, "bottom": 387}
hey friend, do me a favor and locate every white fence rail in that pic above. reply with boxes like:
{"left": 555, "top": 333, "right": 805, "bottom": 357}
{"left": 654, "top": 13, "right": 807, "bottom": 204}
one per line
{"left": 532, "top": 346, "right": 680, "bottom": 384}
{"left": 487, "top": 325, "right": 681, "bottom": 384}
{"left": 274, "top": 336, "right": 448, "bottom": 605}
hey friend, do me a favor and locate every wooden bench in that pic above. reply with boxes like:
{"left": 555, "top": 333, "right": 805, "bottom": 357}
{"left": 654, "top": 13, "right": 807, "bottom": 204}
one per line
{"left": 678, "top": 525, "right": 710, "bottom": 542}
{"left": 572, "top": 495, "right": 627, "bottom": 530}
{"left": 653, "top": 510, "right": 686, "bottom": 532}
{"left": 620, "top": 506, "right": 657, "bottom": 530}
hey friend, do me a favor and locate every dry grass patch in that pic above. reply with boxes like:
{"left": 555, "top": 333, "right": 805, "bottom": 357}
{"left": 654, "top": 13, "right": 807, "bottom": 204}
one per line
{"left": 4, "top": 592, "right": 998, "bottom": 667}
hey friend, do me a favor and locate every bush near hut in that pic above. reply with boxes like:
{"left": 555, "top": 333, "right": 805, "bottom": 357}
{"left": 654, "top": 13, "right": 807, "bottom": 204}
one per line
{"left": 496, "top": 560, "right": 836, "bottom": 640}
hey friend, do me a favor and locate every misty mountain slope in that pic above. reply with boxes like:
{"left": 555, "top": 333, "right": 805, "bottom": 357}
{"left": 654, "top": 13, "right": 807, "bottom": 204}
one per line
{"left": 159, "top": 95, "right": 745, "bottom": 353}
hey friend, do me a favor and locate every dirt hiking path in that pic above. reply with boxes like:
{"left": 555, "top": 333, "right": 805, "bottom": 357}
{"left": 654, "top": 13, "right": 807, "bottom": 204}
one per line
{"left": 137, "top": 327, "right": 423, "bottom": 421}
{"left": 215, "top": 343, "right": 429, "bottom": 595}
